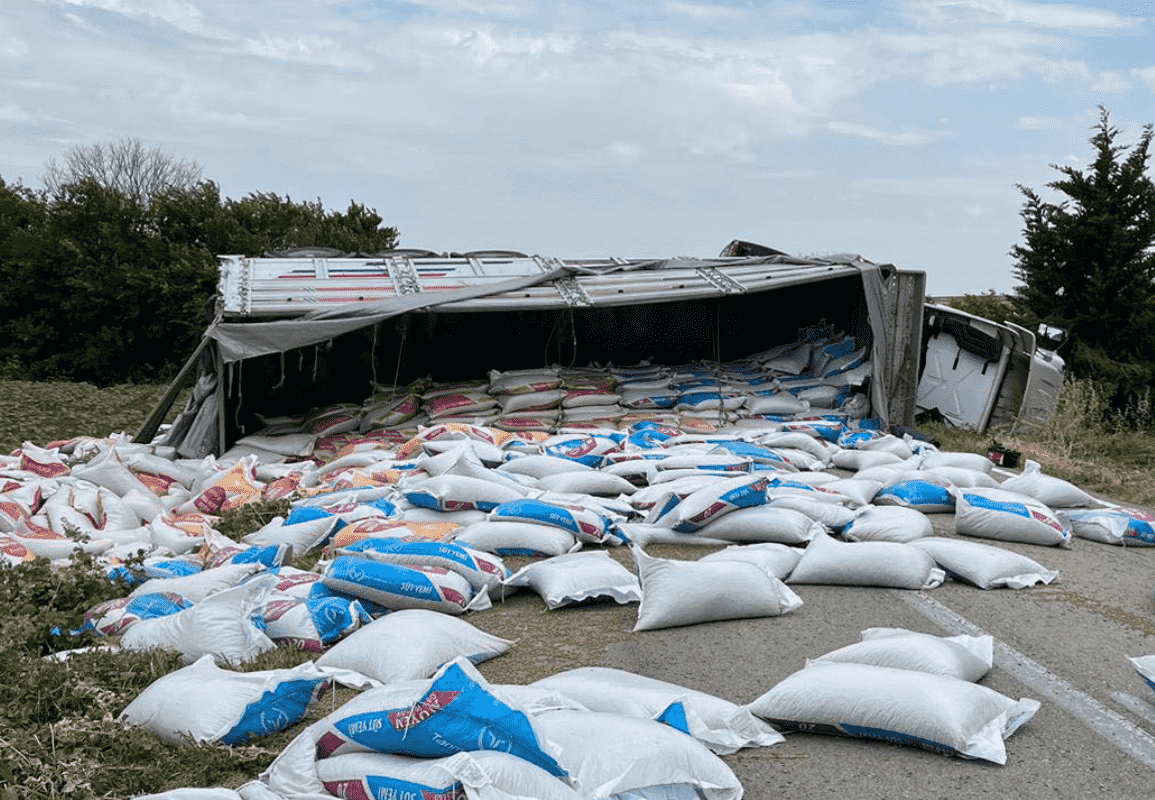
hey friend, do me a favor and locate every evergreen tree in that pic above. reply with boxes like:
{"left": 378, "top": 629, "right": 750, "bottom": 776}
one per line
{"left": 1011, "top": 106, "right": 1155, "bottom": 403}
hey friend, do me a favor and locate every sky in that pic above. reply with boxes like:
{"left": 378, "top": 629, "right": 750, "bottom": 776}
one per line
{"left": 2, "top": 1, "right": 1154, "bottom": 296}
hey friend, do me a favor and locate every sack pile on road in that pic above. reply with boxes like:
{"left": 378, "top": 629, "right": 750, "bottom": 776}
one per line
{"left": 6, "top": 351, "right": 1149, "bottom": 798}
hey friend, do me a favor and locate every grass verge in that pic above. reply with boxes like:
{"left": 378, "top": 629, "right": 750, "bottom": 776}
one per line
{"left": 0, "top": 380, "right": 182, "bottom": 455}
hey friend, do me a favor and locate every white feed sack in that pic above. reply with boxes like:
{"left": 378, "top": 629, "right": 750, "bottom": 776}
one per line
{"left": 633, "top": 546, "right": 803, "bottom": 631}
{"left": 402, "top": 474, "right": 527, "bottom": 512}
{"left": 851, "top": 462, "right": 911, "bottom": 485}
{"left": 119, "top": 655, "right": 331, "bottom": 746}
{"left": 807, "top": 627, "right": 994, "bottom": 681}
{"left": 953, "top": 486, "right": 1072, "bottom": 548}
{"left": 1061, "top": 507, "right": 1155, "bottom": 546}
{"left": 530, "top": 708, "right": 744, "bottom": 800}
{"left": 495, "top": 454, "right": 596, "bottom": 479}
{"left": 534, "top": 470, "right": 637, "bottom": 497}
{"left": 872, "top": 472, "right": 957, "bottom": 514}
{"left": 909, "top": 537, "right": 1060, "bottom": 590}
{"left": 819, "top": 478, "right": 885, "bottom": 508}
{"left": 830, "top": 448, "right": 906, "bottom": 473}
{"left": 488, "top": 497, "right": 616, "bottom": 544}
{"left": 630, "top": 475, "right": 726, "bottom": 511}
{"left": 785, "top": 530, "right": 945, "bottom": 590}
{"left": 651, "top": 474, "right": 770, "bottom": 533}
{"left": 919, "top": 450, "right": 995, "bottom": 474}
{"left": 261, "top": 592, "right": 367, "bottom": 652}
{"left": 320, "top": 555, "right": 491, "bottom": 614}
{"left": 922, "top": 465, "right": 1001, "bottom": 490}
{"left": 601, "top": 458, "right": 660, "bottom": 486}
{"left": 765, "top": 495, "right": 856, "bottom": 531}
{"left": 755, "top": 430, "right": 838, "bottom": 462}
{"left": 335, "top": 538, "right": 510, "bottom": 597}
{"left": 313, "top": 751, "right": 586, "bottom": 800}
{"left": 860, "top": 432, "right": 917, "bottom": 459}
{"left": 764, "top": 478, "right": 854, "bottom": 507}
{"left": 129, "top": 789, "right": 253, "bottom": 800}
{"left": 451, "top": 520, "right": 582, "bottom": 557}
{"left": 119, "top": 579, "right": 278, "bottom": 666}
{"left": 841, "top": 505, "right": 934, "bottom": 543}
{"left": 746, "top": 662, "right": 1040, "bottom": 765}
{"left": 72, "top": 452, "right": 164, "bottom": 497}
{"left": 999, "top": 460, "right": 1099, "bottom": 508}
{"left": 242, "top": 514, "right": 341, "bottom": 557}
{"left": 504, "top": 551, "right": 641, "bottom": 609}
{"left": 694, "top": 505, "right": 825, "bottom": 545}
{"left": 128, "top": 562, "right": 267, "bottom": 604}
{"left": 314, "top": 608, "right": 514, "bottom": 687}
{"left": 529, "top": 666, "right": 784, "bottom": 754}
{"left": 697, "top": 542, "right": 803, "bottom": 580}
{"left": 1128, "top": 655, "right": 1155, "bottom": 694}
{"left": 310, "top": 659, "right": 567, "bottom": 780}
{"left": 615, "top": 523, "right": 730, "bottom": 548}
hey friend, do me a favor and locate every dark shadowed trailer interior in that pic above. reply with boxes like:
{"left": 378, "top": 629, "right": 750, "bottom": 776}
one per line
{"left": 138, "top": 245, "right": 927, "bottom": 457}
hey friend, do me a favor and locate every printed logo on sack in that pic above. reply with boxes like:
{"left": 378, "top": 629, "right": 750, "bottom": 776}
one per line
{"left": 193, "top": 486, "right": 228, "bottom": 513}
{"left": 1029, "top": 509, "right": 1065, "bottom": 533}
{"left": 1127, "top": 518, "right": 1155, "bottom": 543}
{"left": 578, "top": 519, "right": 603, "bottom": 538}
{"left": 259, "top": 707, "right": 292, "bottom": 736}
{"left": 262, "top": 599, "right": 296, "bottom": 622}
{"left": 0, "top": 537, "right": 30, "bottom": 560}
{"left": 555, "top": 438, "right": 596, "bottom": 459}
{"left": 354, "top": 519, "right": 400, "bottom": 534}
{"left": 279, "top": 572, "right": 321, "bottom": 590}
{"left": 389, "top": 691, "right": 462, "bottom": 730}
{"left": 440, "top": 587, "right": 467, "bottom": 608}
{"left": 693, "top": 500, "right": 731, "bottom": 524}
{"left": 478, "top": 558, "right": 504, "bottom": 576}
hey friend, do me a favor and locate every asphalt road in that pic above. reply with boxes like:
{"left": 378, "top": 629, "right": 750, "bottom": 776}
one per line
{"left": 470, "top": 503, "right": 1155, "bottom": 800}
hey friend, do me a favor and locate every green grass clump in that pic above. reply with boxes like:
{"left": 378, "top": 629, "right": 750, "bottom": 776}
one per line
{"left": 214, "top": 499, "right": 293, "bottom": 541}
{"left": 0, "top": 554, "right": 278, "bottom": 799}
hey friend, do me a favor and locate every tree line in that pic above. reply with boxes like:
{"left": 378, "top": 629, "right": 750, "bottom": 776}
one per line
{"left": 0, "top": 139, "right": 399, "bottom": 385}
{"left": 3, "top": 120, "right": 1154, "bottom": 421}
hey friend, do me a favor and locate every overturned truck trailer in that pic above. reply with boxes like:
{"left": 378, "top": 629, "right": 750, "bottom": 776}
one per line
{"left": 138, "top": 245, "right": 927, "bottom": 459}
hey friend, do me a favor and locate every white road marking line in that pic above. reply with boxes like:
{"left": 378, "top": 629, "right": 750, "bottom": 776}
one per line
{"left": 893, "top": 590, "right": 1155, "bottom": 770}
{"left": 1111, "top": 693, "right": 1155, "bottom": 729}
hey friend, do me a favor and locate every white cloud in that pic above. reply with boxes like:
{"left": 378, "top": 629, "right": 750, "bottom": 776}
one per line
{"left": 664, "top": 1, "right": 745, "bottom": 21}
{"left": 1015, "top": 115, "right": 1063, "bottom": 130}
{"left": 442, "top": 26, "right": 576, "bottom": 65}
{"left": 1090, "top": 70, "right": 1130, "bottom": 92}
{"left": 0, "top": 104, "right": 29, "bottom": 121}
{"left": 604, "top": 141, "right": 642, "bottom": 164}
{"left": 753, "top": 167, "right": 824, "bottom": 180}
{"left": 852, "top": 175, "right": 1005, "bottom": 198}
{"left": 60, "top": 0, "right": 208, "bottom": 35}
{"left": 237, "top": 35, "right": 374, "bottom": 69}
{"left": 826, "top": 121, "right": 949, "bottom": 146}
{"left": 0, "top": 36, "right": 29, "bottom": 60}
{"left": 902, "top": 0, "right": 1138, "bottom": 31}
{"left": 1134, "top": 65, "right": 1155, "bottom": 90}
{"left": 381, "top": 0, "right": 537, "bottom": 15}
